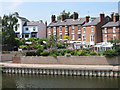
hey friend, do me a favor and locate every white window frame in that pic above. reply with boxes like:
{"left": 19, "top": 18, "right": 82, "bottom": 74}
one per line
{"left": 65, "top": 26, "right": 68, "bottom": 32}
{"left": 91, "top": 26, "right": 94, "bottom": 32}
{"left": 72, "top": 34, "right": 75, "bottom": 40}
{"left": 105, "top": 28, "right": 107, "bottom": 33}
{"left": 72, "top": 25, "right": 74, "bottom": 31}
{"left": 90, "top": 34, "right": 94, "bottom": 42}
{"left": 113, "top": 27, "right": 116, "bottom": 33}
{"left": 60, "top": 26, "right": 62, "bottom": 32}
{"left": 82, "top": 35, "right": 86, "bottom": 41}
{"left": 33, "top": 27, "right": 36, "bottom": 31}
{"left": 83, "top": 27, "right": 85, "bottom": 33}
{"left": 54, "top": 27, "right": 56, "bottom": 33}
{"left": 113, "top": 35, "right": 116, "bottom": 40}
{"left": 26, "top": 28, "right": 29, "bottom": 31}
{"left": 78, "top": 25, "right": 80, "bottom": 31}
{"left": 60, "top": 33, "right": 62, "bottom": 40}
{"left": 105, "top": 35, "right": 107, "bottom": 42}
{"left": 78, "top": 34, "right": 81, "bottom": 40}
{"left": 48, "top": 27, "right": 51, "bottom": 33}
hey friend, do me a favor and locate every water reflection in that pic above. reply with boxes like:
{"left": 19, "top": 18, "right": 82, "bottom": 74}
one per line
{"left": 2, "top": 74, "right": 118, "bottom": 88}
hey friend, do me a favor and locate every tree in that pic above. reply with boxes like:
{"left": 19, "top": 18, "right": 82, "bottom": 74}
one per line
{"left": 2, "top": 14, "right": 18, "bottom": 50}
{"left": 109, "top": 38, "right": 120, "bottom": 49}
{"left": 57, "top": 10, "right": 73, "bottom": 20}
{"left": 46, "top": 34, "right": 59, "bottom": 48}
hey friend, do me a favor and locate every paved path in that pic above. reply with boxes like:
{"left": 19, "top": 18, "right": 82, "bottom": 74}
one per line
{"left": 0, "top": 62, "right": 120, "bottom": 71}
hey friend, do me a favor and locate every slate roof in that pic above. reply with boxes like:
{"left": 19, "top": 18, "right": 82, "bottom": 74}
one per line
{"left": 82, "top": 17, "right": 100, "bottom": 26}
{"left": 26, "top": 21, "right": 40, "bottom": 26}
{"left": 102, "top": 21, "right": 120, "bottom": 28}
{"left": 18, "top": 16, "right": 30, "bottom": 22}
{"left": 48, "top": 18, "right": 85, "bottom": 27}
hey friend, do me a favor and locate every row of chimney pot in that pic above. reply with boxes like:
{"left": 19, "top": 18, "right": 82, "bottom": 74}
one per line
{"left": 51, "top": 12, "right": 119, "bottom": 23}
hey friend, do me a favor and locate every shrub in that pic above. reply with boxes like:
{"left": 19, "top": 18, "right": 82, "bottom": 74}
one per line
{"left": 65, "top": 53, "right": 71, "bottom": 57}
{"left": 103, "top": 49, "right": 118, "bottom": 57}
{"left": 19, "top": 45, "right": 27, "bottom": 49}
{"left": 65, "top": 49, "right": 71, "bottom": 53}
{"left": 58, "top": 50, "right": 65, "bottom": 56}
{"left": 52, "top": 54, "right": 57, "bottom": 58}
{"left": 90, "top": 52, "right": 97, "bottom": 56}
{"left": 36, "top": 46, "right": 44, "bottom": 56}
{"left": 26, "top": 51, "right": 36, "bottom": 56}
{"left": 40, "top": 51, "right": 49, "bottom": 56}
{"left": 50, "top": 49, "right": 58, "bottom": 56}
{"left": 77, "top": 50, "right": 89, "bottom": 56}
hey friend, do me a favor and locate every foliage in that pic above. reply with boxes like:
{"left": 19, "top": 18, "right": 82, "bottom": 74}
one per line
{"left": 40, "top": 51, "right": 49, "bottom": 56}
{"left": 103, "top": 49, "right": 119, "bottom": 57}
{"left": 77, "top": 50, "right": 88, "bottom": 56}
{"left": 49, "top": 49, "right": 58, "bottom": 56}
{"left": 2, "top": 14, "right": 18, "bottom": 50}
{"left": 36, "top": 46, "right": 44, "bottom": 56}
{"left": 64, "top": 36, "right": 69, "bottom": 40}
{"left": 65, "top": 53, "right": 71, "bottom": 57}
{"left": 57, "top": 10, "right": 73, "bottom": 20}
{"left": 46, "top": 34, "right": 58, "bottom": 48}
{"left": 90, "top": 52, "right": 97, "bottom": 56}
{"left": 19, "top": 45, "right": 27, "bottom": 49}
{"left": 55, "top": 42, "right": 66, "bottom": 49}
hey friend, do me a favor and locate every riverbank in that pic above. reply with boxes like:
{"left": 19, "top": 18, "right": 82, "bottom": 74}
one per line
{"left": 1, "top": 63, "right": 120, "bottom": 77}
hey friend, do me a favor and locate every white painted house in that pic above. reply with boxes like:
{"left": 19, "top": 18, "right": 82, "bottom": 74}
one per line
{"left": 13, "top": 12, "right": 46, "bottom": 39}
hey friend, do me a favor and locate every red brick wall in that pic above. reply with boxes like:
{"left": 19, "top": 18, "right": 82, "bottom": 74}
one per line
{"left": 47, "top": 25, "right": 82, "bottom": 41}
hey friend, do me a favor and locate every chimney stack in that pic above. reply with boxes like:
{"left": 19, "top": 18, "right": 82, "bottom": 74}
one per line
{"left": 73, "top": 12, "right": 78, "bottom": 20}
{"left": 85, "top": 16, "right": 90, "bottom": 23}
{"left": 111, "top": 12, "right": 114, "bottom": 21}
{"left": 61, "top": 14, "right": 66, "bottom": 21}
{"left": 51, "top": 15, "right": 56, "bottom": 22}
{"left": 113, "top": 13, "right": 119, "bottom": 22}
{"left": 100, "top": 12, "right": 105, "bottom": 22}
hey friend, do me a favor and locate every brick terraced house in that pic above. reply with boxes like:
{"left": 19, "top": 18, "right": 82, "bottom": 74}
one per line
{"left": 82, "top": 13, "right": 111, "bottom": 47}
{"left": 47, "top": 12, "right": 111, "bottom": 47}
{"left": 102, "top": 13, "right": 120, "bottom": 42}
{"left": 47, "top": 12, "right": 86, "bottom": 43}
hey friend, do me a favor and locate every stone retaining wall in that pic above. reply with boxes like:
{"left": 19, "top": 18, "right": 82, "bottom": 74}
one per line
{"left": 21, "top": 56, "right": 120, "bottom": 65}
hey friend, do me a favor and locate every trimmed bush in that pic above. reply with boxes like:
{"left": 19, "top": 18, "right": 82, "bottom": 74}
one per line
{"left": 103, "top": 49, "right": 118, "bottom": 57}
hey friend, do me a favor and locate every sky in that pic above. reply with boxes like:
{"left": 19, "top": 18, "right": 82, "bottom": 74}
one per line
{"left": 0, "top": 1, "right": 120, "bottom": 24}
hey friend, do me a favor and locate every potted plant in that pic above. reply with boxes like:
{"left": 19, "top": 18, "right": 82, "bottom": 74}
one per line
{"left": 13, "top": 53, "right": 21, "bottom": 63}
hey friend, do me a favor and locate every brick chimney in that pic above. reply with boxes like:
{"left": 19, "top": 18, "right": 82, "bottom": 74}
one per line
{"left": 113, "top": 13, "right": 119, "bottom": 22}
{"left": 111, "top": 12, "right": 114, "bottom": 21}
{"left": 51, "top": 15, "right": 56, "bottom": 22}
{"left": 85, "top": 16, "right": 90, "bottom": 23}
{"left": 73, "top": 12, "right": 78, "bottom": 20}
{"left": 100, "top": 12, "right": 105, "bottom": 22}
{"left": 61, "top": 14, "right": 66, "bottom": 21}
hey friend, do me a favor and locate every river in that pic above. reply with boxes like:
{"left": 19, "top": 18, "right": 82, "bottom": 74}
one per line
{"left": 2, "top": 74, "right": 119, "bottom": 88}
